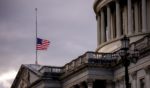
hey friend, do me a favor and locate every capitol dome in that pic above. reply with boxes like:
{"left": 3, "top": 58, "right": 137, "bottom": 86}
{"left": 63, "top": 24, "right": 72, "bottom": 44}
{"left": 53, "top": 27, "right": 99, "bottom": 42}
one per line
{"left": 94, "top": 0, "right": 150, "bottom": 53}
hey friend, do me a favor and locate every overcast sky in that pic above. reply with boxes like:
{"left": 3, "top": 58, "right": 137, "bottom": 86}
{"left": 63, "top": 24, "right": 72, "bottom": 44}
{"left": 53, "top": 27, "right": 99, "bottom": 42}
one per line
{"left": 0, "top": 0, "right": 96, "bottom": 87}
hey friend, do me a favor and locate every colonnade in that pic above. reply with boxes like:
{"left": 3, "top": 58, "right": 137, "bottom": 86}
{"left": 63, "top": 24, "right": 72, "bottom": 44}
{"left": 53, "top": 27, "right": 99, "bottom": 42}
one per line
{"left": 97, "top": 0, "right": 148, "bottom": 45}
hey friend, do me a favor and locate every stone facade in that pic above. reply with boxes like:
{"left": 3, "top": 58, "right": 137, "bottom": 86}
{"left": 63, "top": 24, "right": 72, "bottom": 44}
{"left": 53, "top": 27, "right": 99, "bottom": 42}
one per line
{"left": 11, "top": 0, "right": 150, "bottom": 88}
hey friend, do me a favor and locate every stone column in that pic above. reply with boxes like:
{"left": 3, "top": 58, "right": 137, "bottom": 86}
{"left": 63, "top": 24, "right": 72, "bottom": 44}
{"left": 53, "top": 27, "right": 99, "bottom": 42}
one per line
{"left": 134, "top": 2, "right": 139, "bottom": 33}
{"left": 97, "top": 15, "right": 101, "bottom": 46}
{"left": 127, "top": 0, "right": 133, "bottom": 35}
{"left": 86, "top": 79, "right": 93, "bottom": 88}
{"left": 142, "top": 0, "right": 147, "bottom": 33}
{"left": 116, "top": 0, "right": 121, "bottom": 38}
{"left": 144, "top": 66, "right": 150, "bottom": 88}
{"left": 101, "top": 10, "right": 106, "bottom": 43}
{"left": 131, "top": 71, "right": 137, "bottom": 88}
{"left": 123, "top": 7, "right": 128, "bottom": 35}
{"left": 107, "top": 5, "right": 111, "bottom": 41}
{"left": 110, "top": 13, "right": 115, "bottom": 39}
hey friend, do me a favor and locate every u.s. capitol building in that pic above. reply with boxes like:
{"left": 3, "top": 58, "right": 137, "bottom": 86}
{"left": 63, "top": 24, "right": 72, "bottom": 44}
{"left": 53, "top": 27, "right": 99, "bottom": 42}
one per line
{"left": 11, "top": 0, "right": 150, "bottom": 88}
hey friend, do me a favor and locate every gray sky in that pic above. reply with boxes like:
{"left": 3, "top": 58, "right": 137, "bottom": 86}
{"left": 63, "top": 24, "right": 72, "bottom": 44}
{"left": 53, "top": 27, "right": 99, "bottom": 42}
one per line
{"left": 0, "top": 0, "right": 96, "bottom": 87}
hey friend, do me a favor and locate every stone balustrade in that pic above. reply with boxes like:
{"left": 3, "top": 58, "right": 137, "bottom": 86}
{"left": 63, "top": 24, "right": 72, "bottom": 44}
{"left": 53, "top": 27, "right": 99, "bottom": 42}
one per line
{"left": 39, "top": 66, "right": 63, "bottom": 73}
{"left": 38, "top": 52, "right": 118, "bottom": 75}
{"left": 62, "top": 51, "right": 118, "bottom": 74}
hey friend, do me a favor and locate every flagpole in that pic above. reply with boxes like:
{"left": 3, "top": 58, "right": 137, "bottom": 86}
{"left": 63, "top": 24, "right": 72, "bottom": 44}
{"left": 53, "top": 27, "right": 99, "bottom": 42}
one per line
{"left": 35, "top": 8, "right": 38, "bottom": 65}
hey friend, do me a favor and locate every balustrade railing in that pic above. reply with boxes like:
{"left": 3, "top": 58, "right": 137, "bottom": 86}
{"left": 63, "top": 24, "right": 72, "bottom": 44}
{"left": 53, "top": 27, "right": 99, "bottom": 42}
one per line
{"left": 63, "top": 51, "right": 118, "bottom": 73}
{"left": 39, "top": 66, "right": 63, "bottom": 73}
{"left": 38, "top": 52, "right": 119, "bottom": 74}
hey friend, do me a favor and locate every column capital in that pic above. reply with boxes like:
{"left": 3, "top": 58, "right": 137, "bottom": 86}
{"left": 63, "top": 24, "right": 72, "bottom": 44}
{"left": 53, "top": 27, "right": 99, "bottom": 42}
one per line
{"left": 131, "top": 71, "right": 137, "bottom": 80}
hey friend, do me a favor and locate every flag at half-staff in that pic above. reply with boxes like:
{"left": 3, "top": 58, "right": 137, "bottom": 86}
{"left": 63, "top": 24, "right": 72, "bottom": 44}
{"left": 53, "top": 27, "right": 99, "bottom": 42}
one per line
{"left": 36, "top": 38, "right": 50, "bottom": 50}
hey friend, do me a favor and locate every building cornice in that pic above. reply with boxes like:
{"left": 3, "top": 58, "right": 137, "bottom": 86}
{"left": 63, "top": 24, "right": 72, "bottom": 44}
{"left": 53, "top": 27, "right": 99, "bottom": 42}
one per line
{"left": 93, "top": 0, "right": 114, "bottom": 15}
{"left": 96, "top": 33, "right": 150, "bottom": 52}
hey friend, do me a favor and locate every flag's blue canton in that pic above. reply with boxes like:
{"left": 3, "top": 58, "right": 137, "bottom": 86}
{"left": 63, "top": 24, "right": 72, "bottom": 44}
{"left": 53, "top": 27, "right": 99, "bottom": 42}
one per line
{"left": 37, "top": 38, "right": 42, "bottom": 44}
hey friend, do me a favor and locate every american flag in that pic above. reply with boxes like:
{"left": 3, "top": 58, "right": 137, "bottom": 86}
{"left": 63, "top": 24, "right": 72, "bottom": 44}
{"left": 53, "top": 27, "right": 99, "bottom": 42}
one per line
{"left": 36, "top": 38, "right": 50, "bottom": 50}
